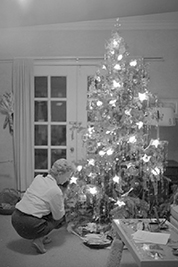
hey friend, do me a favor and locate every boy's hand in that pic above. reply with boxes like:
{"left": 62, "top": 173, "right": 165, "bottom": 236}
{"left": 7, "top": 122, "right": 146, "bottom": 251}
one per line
{"left": 55, "top": 215, "right": 66, "bottom": 229}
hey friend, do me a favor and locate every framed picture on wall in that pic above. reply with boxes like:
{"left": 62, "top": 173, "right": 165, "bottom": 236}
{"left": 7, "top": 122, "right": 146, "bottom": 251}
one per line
{"left": 160, "top": 99, "right": 178, "bottom": 118}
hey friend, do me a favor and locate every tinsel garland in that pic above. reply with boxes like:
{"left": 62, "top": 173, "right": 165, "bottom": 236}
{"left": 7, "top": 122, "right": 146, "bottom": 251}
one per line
{"left": 66, "top": 21, "right": 169, "bottom": 226}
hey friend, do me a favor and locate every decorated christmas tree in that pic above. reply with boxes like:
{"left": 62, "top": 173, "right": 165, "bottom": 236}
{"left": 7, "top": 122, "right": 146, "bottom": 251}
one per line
{"left": 65, "top": 23, "right": 168, "bottom": 227}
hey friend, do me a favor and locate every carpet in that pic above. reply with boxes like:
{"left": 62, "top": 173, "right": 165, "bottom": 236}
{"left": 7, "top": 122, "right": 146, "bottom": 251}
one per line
{"left": 0, "top": 215, "right": 137, "bottom": 267}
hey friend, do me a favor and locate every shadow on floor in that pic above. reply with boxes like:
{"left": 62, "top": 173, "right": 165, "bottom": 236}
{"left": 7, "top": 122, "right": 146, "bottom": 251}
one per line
{"left": 7, "top": 238, "right": 37, "bottom": 255}
{"left": 6, "top": 230, "right": 67, "bottom": 255}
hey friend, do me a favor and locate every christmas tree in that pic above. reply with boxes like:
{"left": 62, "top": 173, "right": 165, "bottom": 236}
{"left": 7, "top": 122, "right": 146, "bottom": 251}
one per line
{"left": 65, "top": 23, "right": 168, "bottom": 227}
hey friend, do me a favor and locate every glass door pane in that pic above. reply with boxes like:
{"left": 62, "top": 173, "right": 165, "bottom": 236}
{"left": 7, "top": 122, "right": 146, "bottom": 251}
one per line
{"left": 51, "top": 76, "right": 66, "bottom": 97}
{"left": 34, "top": 65, "right": 77, "bottom": 175}
{"left": 51, "top": 101, "right": 66, "bottom": 121}
{"left": 35, "top": 101, "right": 48, "bottom": 122}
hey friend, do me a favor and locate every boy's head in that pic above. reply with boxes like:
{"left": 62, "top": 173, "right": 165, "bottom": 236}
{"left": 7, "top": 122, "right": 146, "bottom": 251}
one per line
{"left": 49, "top": 158, "right": 74, "bottom": 185}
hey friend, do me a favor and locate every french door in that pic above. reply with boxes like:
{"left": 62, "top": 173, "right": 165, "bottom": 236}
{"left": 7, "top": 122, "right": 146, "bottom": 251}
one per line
{"left": 34, "top": 64, "right": 98, "bottom": 174}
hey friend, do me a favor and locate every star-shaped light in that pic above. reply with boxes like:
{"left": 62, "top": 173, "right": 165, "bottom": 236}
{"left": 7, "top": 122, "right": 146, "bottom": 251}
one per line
{"left": 88, "top": 159, "right": 95, "bottom": 166}
{"left": 70, "top": 176, "right": 78, "bottom": 184}
{"left": 125, "top": 109, "right": 131, "bottom": 116}
{"left": 138, "top": 92, "right": 148, "bottom": 102}
{"left": 136, "top": 121, "right": 143, "bottom": 129}
{"left": 88, "top": 126, "right": 94, "bottom": 135}
{"left": 150, "top": 139, "right": 160, "bottom": 148}
{"left": 113, "top": 39, "right": 118, "bottom": 47}
{"left": 113, "top": 175, "right": 120, "bottom": 184}
{"left": 114, "top": 64, "right": 121, "bottom": 70}
{"left": 113, "top": 80, "right": 121, "bottom": 88}
{"left": 89, "top": 187, "right": 97, "bottom": 195}
{"left": 109, "top": 99, "right": 117, "bottom": 106}
{"left": 116, "top": 199, "right": 126, "bottom": 207}
{"left": 129, "top": 136, "right": 137, "bottom": 143}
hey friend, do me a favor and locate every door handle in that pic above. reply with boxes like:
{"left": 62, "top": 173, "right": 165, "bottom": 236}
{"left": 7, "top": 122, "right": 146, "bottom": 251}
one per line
{"left": 70, "top": 147, "right": 74, "bottom": 153}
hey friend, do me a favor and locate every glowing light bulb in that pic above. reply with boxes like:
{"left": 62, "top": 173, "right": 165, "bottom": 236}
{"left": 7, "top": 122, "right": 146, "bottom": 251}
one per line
{"left": 77, "top": 165, "right": 83, "bottom": 172}
{"left": 113, "top": 40, "right": 118, "bottom": 47}
{"left": 142, "top": 244, "right": 150, "bottom": 251}
{"left": 107, "top": 148, "right": 114, "bottom": 155}
{"left": 129, "top": 136, "right": 136, "bottom": 143}
{"left": 114, "top": 64, "right": 121, "bottom": 70}
{"left": 99, "top": 150, "right": 105, "bottom": 156}
{"left": 88, "top": 126, "right": 94, "bottom": 135}
{"left": 130, "top": 60, "right": 137, "bottom": 66}
{"left": 117, "top": 54, "right": 123, "bottom": 61}
{"left": 96, "top": 100, "right": 103, "bottom": 107}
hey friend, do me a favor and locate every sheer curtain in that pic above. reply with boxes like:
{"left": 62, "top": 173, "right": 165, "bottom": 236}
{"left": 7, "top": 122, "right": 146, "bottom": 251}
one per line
{"left": 12, "top": 59, "right": 34, "bottom": 192}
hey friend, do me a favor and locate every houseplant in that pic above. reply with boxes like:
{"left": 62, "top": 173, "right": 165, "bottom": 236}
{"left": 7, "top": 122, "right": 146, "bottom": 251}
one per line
{"left": 0, "top": 92, "right": 20, "bottom": 214}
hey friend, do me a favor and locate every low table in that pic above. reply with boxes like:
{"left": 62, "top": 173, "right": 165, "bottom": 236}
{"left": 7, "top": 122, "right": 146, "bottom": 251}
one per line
{"left": 113, "top": 219, "right": 178, "bottom": 267}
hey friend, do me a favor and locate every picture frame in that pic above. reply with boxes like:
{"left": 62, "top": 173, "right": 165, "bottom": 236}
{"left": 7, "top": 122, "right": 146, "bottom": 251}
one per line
{"left": 159, "top": 99, "right": 178, "bottom": 118}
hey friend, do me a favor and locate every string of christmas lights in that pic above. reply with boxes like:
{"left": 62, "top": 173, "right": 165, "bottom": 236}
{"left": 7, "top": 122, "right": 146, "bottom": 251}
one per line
{"left": 65, "top": 21, "right": 168, "bottom": 226}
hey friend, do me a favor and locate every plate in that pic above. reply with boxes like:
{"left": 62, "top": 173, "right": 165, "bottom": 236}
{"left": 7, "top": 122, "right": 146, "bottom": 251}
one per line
{"left": 83, "top": 239, "right": 112, "bottom": 249}
{"left": 83, "top": 234, "right": 112, "bottom": 249}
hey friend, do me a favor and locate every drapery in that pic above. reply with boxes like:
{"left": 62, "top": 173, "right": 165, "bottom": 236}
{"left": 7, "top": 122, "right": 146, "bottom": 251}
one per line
{"left": 12, "top": 59, "right": 34, "bottom": 192}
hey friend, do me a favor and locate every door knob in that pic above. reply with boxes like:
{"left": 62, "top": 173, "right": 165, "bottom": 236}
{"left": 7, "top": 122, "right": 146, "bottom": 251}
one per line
{"left": 70, "top": 147, "right": 74, "bottom": 153}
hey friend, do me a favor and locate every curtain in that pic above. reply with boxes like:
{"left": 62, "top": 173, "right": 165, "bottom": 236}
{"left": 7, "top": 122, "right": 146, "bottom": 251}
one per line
{"left": 12, "top": 59, "right": 34, "bottom": 192}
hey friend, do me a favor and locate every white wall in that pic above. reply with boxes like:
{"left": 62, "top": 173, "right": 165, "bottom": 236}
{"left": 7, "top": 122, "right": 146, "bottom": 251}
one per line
{"left": 0, "top": 13, "right": 178, "bottom": 189}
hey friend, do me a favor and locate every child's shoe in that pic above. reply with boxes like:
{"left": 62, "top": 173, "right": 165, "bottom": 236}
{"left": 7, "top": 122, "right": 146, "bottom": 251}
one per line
{"left": 33, "top": 237, "right": 46, "bottom": 253}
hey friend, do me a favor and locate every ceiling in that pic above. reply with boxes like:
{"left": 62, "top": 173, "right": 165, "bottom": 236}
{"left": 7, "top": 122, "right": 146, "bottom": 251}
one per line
{"left": 1, "top": 0, "right": 178, "bottom": 29}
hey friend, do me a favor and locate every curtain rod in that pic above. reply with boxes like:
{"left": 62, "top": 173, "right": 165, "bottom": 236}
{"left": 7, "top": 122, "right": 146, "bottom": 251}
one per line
{"left": 35, "top": 56, "right": 164, "bottom": 62}
{"left": 0, "top": 56, "right": 164, "bottom": 63}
